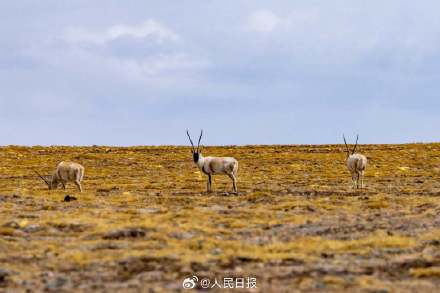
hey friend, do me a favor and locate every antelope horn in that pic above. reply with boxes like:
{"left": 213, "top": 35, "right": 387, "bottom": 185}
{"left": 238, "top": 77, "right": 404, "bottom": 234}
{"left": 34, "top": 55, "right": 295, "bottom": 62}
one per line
{"left": 352, "top": 134, "right": 359, "bottom": 154}
{"left": 197, "top": 129, "right": 203, "bottom": 152}
{"left": 33, "top": 170, "right": 50, "bottom": 187}
{"left": 186, "top": 130, "right": 195, "bottom": 152}
{"left": 342, "top": 134, "right": 350, "bottom": 155}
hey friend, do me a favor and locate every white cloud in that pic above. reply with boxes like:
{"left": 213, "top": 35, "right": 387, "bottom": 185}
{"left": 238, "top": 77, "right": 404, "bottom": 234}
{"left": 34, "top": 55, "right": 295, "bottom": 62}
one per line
{"left": 41, "top": 19, "right": 208, "bottom": 85}
{"left": 243, "top": 10, "right": 290, "bottom": 33}
{"left": 23, "top": 41, "right": 208, "bottom": 87}
{"left": 16, "top": 16, "right": 208, "bottom": 104}
{"left": 134, "top": 53, "right": 209, "bottom": 76}
{"left": 84, "top": 52, "right": 209, "bottom": 83}
{"left": 64, "top": 19, "right": 179, "bottom": 45}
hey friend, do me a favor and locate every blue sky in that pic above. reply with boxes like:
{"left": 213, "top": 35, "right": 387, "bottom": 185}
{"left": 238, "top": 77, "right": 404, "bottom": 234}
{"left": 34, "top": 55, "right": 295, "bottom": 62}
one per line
{"left": 1, "top": 1, "right": 439, "bottom": 145}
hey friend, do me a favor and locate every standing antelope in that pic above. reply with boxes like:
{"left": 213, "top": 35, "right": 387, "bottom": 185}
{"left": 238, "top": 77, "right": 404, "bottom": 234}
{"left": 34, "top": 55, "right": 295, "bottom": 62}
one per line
{"left": 186, "top": 130, "right": 239, "bottom": 193}
{"left": 343, "top": 135, "right": 367, "bottom": 189}
{"left": 34, "top": 161, "right": 85, "bottom": 192}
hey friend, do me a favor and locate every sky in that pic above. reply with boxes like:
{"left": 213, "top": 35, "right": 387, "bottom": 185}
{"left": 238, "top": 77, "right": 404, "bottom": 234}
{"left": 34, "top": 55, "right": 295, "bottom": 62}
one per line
{"left": 0, "top": 0, "right": 439, "bottom": 146}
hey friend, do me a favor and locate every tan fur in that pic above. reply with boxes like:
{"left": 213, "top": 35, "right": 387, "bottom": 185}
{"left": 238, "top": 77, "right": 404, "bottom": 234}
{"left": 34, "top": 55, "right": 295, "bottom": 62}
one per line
{"left": 197, "top": 154, "right": 238, "bottom": 193}
{"left": 47, "top": 161, "right": 85, "bottom": 192}
{"left": 346, "top": 154, "right": 367, "bottom": 189}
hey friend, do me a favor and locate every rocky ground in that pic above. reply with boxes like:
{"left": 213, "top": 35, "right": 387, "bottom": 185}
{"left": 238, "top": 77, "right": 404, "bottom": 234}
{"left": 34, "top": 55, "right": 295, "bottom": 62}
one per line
{"left": 0, "top": 144, "right": 440, "bottom": 292}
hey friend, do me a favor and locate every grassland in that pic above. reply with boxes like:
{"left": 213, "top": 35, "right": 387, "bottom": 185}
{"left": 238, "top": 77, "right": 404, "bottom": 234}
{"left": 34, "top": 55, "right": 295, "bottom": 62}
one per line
{"left": 0, "top": 144, "right": 440, "bottom": 292}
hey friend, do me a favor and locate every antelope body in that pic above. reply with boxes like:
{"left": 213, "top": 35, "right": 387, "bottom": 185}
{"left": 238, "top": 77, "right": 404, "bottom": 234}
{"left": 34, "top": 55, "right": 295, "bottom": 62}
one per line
{"left": 35, "top": 161, "right": 85, "bottom": 192}
{"left": 343, "top": 135, "right": 367, "bottom": 189}
{"left": 187, "top": 130, "right": 238, "bottom": 193}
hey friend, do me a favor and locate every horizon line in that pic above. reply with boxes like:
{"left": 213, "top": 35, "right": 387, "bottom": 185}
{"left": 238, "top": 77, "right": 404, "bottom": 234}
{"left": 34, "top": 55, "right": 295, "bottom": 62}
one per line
{"left": 0, "top": 141, "right": 439, "bottom": 148}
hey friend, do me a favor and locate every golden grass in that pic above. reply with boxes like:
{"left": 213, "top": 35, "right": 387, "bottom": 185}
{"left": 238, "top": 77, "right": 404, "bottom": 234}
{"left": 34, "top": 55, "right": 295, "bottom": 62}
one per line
{"left": 0, "top": 143, "right": 439, "bottom": 291}
{"left": 410, "top": 267, "right": 440, "bottom": 278}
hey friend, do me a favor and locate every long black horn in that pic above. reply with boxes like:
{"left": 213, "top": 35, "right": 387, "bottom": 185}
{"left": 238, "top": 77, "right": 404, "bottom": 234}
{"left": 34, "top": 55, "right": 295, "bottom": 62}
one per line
{"left": 342, "top": 134, "right": 350, "bottom": 155}
{"left": 197, "top": 129, "right": 203, "bottom": 152}
{"left": 352, "top": 135, "right": 359, "bottom": 154}
{"left": 186, "top": 130, "right": 195, "bottom": 152}
{"left": 33, "top": 170, "right": 50, "bottom": 187}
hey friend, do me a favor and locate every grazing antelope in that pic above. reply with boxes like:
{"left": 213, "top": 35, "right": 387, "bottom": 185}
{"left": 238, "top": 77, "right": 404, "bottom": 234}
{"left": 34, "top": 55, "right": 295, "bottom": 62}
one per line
{"left": 343, "top": 135, "right": 367, "bottom": 189}
{"left": 34, "top": 161, "right": 85, "bottom": 192}
{"left": 186, "top": 130, "right": 239, "bottom": 193}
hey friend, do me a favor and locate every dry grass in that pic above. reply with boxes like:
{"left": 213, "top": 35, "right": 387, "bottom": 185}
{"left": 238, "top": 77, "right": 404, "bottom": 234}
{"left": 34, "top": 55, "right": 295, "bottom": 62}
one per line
{"left": 0, "top": 143, "right": 440, "bottom": 292}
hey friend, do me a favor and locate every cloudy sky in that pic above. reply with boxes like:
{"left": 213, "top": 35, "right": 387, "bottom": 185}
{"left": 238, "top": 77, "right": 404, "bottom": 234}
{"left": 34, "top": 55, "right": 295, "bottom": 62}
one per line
{"left": 1, "top": 1, "right": 439, "bottom": 145}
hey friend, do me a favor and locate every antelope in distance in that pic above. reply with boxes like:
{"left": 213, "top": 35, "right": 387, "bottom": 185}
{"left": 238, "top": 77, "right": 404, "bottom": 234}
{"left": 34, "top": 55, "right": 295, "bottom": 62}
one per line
{"left": 34, "top": 161, "right": 85, "bottom": 192}
{"left": 343, "top": 135, "right": 367, "bottom": 189}
{"left": 186, "top": 130, "right": 239, "bottom": 194}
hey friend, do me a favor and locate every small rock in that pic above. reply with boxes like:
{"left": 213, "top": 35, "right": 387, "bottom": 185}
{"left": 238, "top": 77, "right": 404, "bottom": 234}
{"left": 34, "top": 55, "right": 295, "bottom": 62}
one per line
{"left": 0, "top": 268, "right": 11, "bottom": 283}
{"left": 138, "top": 208, "right": 161, "bottom": 214}
{"left": 306, "top": 205, "right": 316, "bottom": 212}
{"left": 92, "top": 242, "right": 128, "bottom": 251}
{"left": 2, "top": 221, "right": 19, "bottom": 229}
{"left": 422, "top": 246, "right": 440, "bottom": 262}
{"left": 46, "top": 277, "right": 67, "bottom": 291}
{"left": 41, "top": 271, "right": 54, "bottom": 278}
{"left": 169, "top": 231, "right": 196, "bottom": 240}
{"left": 63, "top": 195, "right": 77, "bottom": 202}
{"left": 211, "top": 248, "right": 222, "bottom": 255}
{"left": 103, "top": 227, "right": 152, "bottom": 239}
{"left": 428, "top": 240, "right": 440, "bottom": 246}
{"left": 23, "top": 224, "right": 43, "bottom": 233}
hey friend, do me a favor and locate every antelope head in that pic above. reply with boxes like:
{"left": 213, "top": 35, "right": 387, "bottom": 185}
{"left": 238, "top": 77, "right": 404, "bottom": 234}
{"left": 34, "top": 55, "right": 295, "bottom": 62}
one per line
{"left": 343, "top": 134, "right": 359, "bottom": 158}
{"left": 34, "top": 170, "right": 56, "bottom": 190}
{"left": 186, "top": 129, "right": 203, "bottom": 163}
